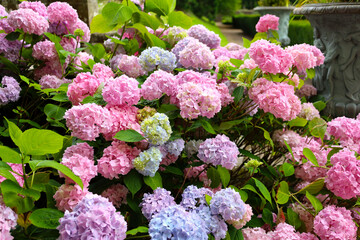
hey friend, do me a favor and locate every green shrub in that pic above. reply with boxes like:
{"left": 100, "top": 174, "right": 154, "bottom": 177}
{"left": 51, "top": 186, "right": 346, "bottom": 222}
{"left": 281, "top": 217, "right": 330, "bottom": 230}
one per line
{"left": 232, "top": 13, "right": 260, "bottom": 36}
{"left": 288, "top": 20, "right": 314, "bottom": 45}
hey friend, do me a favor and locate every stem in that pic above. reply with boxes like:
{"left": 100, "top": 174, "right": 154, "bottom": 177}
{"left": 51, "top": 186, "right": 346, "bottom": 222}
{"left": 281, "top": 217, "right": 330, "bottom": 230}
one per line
{"left": 21, "top": 154, "right": 29, "bottom": 189}
{"left": 126, "top": 235, "right": 150, "bottom": 239}
{"left": 18, "top": 33, "right": 26, "bottom": 63}
{"left": 291, "top": 194, "right": 315, "bottom": 217}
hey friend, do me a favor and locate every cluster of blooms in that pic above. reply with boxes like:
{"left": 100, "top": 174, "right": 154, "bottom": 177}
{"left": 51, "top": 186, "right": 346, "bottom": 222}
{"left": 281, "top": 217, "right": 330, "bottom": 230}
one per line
{"left": 248, "top": 78, "right": 301, "bottom": 121}
{"left": 0, "top": 197, "right": 17, "bottom": 240}
{"left": 67, "top": 72, "right": 101, "bottom": 105}
{"left": 286, "top": 43, "right": 325, "bottom": 73}
{"left": 54, "top": 184, "right": 89, "bottom": 212}
{"left": 178, "top": 37, "right": 215, "bottom": 69}
{"left": 117, "top": 55, "right": 146, "bottom": 78}
{"left": 140, "top": 113, "right": 172, "bottom": 145}
{"left": 140, "top": 188, "right": 176, "bottom": 220}
{"left": 39, "top": 75, "right": 71, "bottom": 89}
{"left": 58, "top": 194, "right": 127, "bottom": 239}
{"left": 197, "top": 134, "right": 239, "bottom": 170}
{"left": 163, "top": 26, "right": 188, "bottom": 46}
{"left": 298, "top": 102, "right": 320, "bottom": 120}
{"left": 296, "top": 84, "right": 317, "bottom": 98}
{"left": 187, "top": 24, "right": 221, "bottom": 49}
{"left": 101, "top": 184, "right": 128, "bottom": 208}
{"left": 7, "top": 8, "right": 49, "bottom": 35}
{"left": 132, "top": 146, "right": 163, "bottom": 177}
{"left": 255, "top": 14, "right": 279, "bottom": 33}
{"left": 102, "top": 75, "right": 140, "bottom": 106}
{"left": 92, "top": 63, "right": 114, "bottom": 81}
{"left": 0, "top": 76, "right": 21, "bottom": 106}
{"left": 141, "top": 70, "right": 178, "bottom": 100}
{"left": 139, "top": 46, "right": 177, "bottom": 72}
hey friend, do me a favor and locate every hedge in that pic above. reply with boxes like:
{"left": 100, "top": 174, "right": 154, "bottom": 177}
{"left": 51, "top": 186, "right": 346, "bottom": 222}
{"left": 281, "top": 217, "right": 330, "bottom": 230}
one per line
{"left": 232, "top": 14, "right": 314, "bottom": 45}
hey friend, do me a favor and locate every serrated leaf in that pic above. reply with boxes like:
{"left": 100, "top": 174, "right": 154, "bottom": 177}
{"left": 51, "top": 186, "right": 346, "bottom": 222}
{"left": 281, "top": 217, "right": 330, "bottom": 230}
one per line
{"left": 126, "top": 226, "right": 149, "bottom": 236}
{"left": 114, "top": 129, "right": 145, "bottom": 142}
{"left": 288, "top": 117, "right": 308, "bottom": 128}
{"left": 296, "top": 178, "right": 324, "bottom": 195}
{"left": 253, "top": 178, "right": 272, "bottom": 204}
{"left": 124, "top": 170, "right": 142, "bottom": 197}
{"left": 276, "top": 181, "right": 290, "bottom": 204}
{"left": 29, "top": 160, "right": 83, "bottom": 189}
{"left": 133, "top": 12, "right": 161, "bottom": 30}
{"left": 20, "top": 75, "right": 30, "bottom": 84}
{"left": 168, "top": 11, "right": 192, "bottom": 29}
{"left": 5, "top": 118, "right": 22, "bottom": 148}
{"left": 305, "top": 191, "right": 323, "bottom": 213}
{"left": 217, "top": 166, "right": 230, "bottom": 187}
{"left": 144, "top": 32, "right": 166, "bottom": 48}
{"left": 1, "top": 179, "right": 41, "bottom": 200}
{"left": 0, "top": 167, "right": 17, "bottom": 183}
{"left": 44, "top": 104, "right": 66, "bottom": 121}
{"left": 303, "top": 147, "right": 319, "bottom": 167}
{"left": 29, "top": 208, "right": 64, "bottom": 229}
{"left": 144, "top": 172, "right": 162, "bottom": 190}
{"left": 313, "top": 101, "right": 326, "bottom": 112}
{"left": 90, "top": 14, "right": 116, "bottom": 33}
{"left": 20, "top": 129, "right": 64, "bottom": 155}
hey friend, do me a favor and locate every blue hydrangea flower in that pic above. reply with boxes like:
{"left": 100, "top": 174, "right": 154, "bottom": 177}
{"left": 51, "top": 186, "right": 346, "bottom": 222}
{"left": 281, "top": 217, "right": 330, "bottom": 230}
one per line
{"left": 141, "top": 113, "right": 172, "bottom": 145}
{"left": 180, "top": 185, "right": 214, "bottom": 210}
{"left": 149, "top": 205, "right": 208, "bottom": 240}
{"left": 140, "top": 187, "right": 176, "bottom": 220}
{"left": 139, "top": 46, "right": 177, "bottom": 72}
{"left": 133, "top": 146, "right": 162, "bottom": 177}
{"left": 164, "top": 138, "right": 185, "bottom": 157}
{"left": 210, "top": 188, "right": 247, "bottom": 223}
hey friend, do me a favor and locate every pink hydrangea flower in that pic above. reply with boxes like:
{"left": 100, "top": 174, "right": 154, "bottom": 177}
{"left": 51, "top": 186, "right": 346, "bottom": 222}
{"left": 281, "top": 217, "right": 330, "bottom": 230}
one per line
{"left": 249, "top": 39, "right": 294, "bottom": 74}
{"left": 47, "top": 2, "right": 78, "bottom": 27}
{"left": 54, "top": 184, "right": 89, "bottom": 212}
{"left": 290, "top": 202, "right": 314, "bottom": 232}
{"left": 255, "top": 14, "right": 279, "bottom": 33}
{"left": 230, "top": 203, "right": 253, "bottom": 229}
{"left": 67, "top": 72, "right": 101, "bottom": 105}
{"left": 33, "top": 40, "right": 58, "bottom": 61}
{"left": 73, "top": 52, "right": 94, "bottom": 70}
{"left": 18, "top": 1, "right": 47, "bottom": 18}
{"left": 327, "top": 116, "right": 360, "bottom": 152}
{"left": 0, "top": 33, "right": 21, "bottom": 62}
{"left": 39, "top": 75, "right": 71, "bottom": 89}
{"left": 102, "top": 105, "right": 141, "bottom": 141}
{"left": 298, "top": 103, "right": 320, "bottom": 120}
{"left": 92, "top": 63, "right": 114, "bottom": 82}
{"left": 267, "top": 223, "right": 300, "bottom": 240}
{"left": 117, "top": 55, "right": 146, "bottom": 78}
{"left": 242, "top": 227, "right": 270, "bottom": 240}
{"left": 7, "top": 8, "right": 48, "bottom": 35}
{"left": 64, "top": 103, "right": 112, "bottom": 141}
{"left": 101, "top": 184, "right": 128, "bottom": 208}
{"left": 248, "top": 78, "right": 301, "bottom": 121}
{"left": 313, "top": 205, "right": 357, "bottom": 240}
{"left": 240, "top": 59, "right": 258, "bottom": 69}
{"left": 179, "top": 38, "right": 215, "bottom": 70}
{"left": 217, "top": 83, "right": 234, "bottom": 106}
{"left": 141, "top": 70, "right": 178, "bottom": 100}
{"left": 0, "top": 5, "right": 13, "bottom": 33}
{"left": 286, "top": 44, "right": 325, "bottom": 72}
{"left": 188, "top": 24, "right": 221, "bottom": 49}
{"left": 102, "top": 75, "right": 140, "bottom": 107}
{"left": 63, "top": 142, "right": 94, "bottom": 160}
{"left": 0, "top": 196, "right": 18, "bottom": 239}
{"left": 272, "top": 129, "right": 303, "bottom": 148}
{"left": 69, "top": 19, "right": 91, "bottom": 42}
{"left": 296, "top": 84, "right": 317, "bottom": 98}
{"left": 34, "top": 60, "right": 63, "bottom": 80}
{"left": 97, "top": 140, "right": 141, "bottom": 179}
{"left": 0, "top": 163, "right": 24, "bottom": 187}
{"left": 325, "top": 148, "right": 360, "bottom": 199}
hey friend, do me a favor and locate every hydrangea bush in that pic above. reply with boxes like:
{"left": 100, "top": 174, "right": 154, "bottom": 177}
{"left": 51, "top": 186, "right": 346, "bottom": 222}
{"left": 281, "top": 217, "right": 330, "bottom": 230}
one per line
{"left": 0, "top": 1, "right": 359, "bottom": 240}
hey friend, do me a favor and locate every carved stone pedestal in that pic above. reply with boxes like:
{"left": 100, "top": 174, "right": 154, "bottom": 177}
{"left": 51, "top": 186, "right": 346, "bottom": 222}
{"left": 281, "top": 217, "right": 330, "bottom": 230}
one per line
{"left": 254, "top": 6, "right": 294, "bottom": 45}
{"left": 294, "top": 3, "right": 360, "bottom": 118}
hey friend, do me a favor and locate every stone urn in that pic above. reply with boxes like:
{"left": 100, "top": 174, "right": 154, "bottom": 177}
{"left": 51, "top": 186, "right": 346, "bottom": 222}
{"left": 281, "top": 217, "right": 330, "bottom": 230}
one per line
{"left": 294, "top": 3, "right": 360, "bottom": 118}
{"left": 254, "top": 6, "right": 295, "bottom": 45}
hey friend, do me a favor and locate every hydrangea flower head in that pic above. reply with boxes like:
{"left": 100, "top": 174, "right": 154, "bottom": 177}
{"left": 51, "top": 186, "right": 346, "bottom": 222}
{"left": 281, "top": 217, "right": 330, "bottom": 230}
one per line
{"left": 67, "top": 72, "right": 101, "bottom": 105}
{"left": 298, "top": 103, "right": 320, "bottom": 120}
{"left": 118, "top": 55, "right": 146, "bottom": 78}
{"left": 164, "top": 26, "right": 188, "bottom": 45}
{"left": 92, "top": 63, "right": 114, "bottom": 82}
{"left": 0, "top": 76, "right": 21, "bottom": 106}
{"left": 0, "top": 34, "right": 21, "bottom": 62}
{"left": 73, "top": 52, "right": 94, "bottom": 70}
{"left": 102, "top": 75, "right": 140, "bottom": 107}
{"left": 242, "top": 227, "right": 271, "bottom": 240}
{"left": 0, "top": 196, "right": 18, "bottom": 239}
{"left": 180, "top": 185, "right": 214, "bottom": 210}
{"left": 188, "top": 24, "right": 221, "bottom": 49}
{"left": 230, "top": 203, "right": 253, "bottom": 229}
{"left": 139, "top": 47, "right": 177, "bottom": 72}
{"left": 268, "top": 223, "right": 300, "bottom": 240}
{"left": 296, "top": 84, "right": 317, "bottom": 98}
{"left": 256, "top": 14, "right": 279, "bottom": 33}
{"left": 179, "top": 38, "right": 215, "bottom": 70}
{"left": 69, "top": 19, "right": 91, "bottom": 42}
{"left": 163, "top": 138, "right": 185, "bottom": 157}
{"left": 140, "top": 113, "right": 172, "bottom": 145}
{"left": 7, "top": 8, "right": 48, "bottom": 35}
{"left": 286, "top": 44, "right": 325, "bottom": 72}
{"left": 101, "top": 184, "right": 128, "bottom": 208}
{"left": 47, "top": 2, "right": 78, "bottom": 27}
{"left": 210, "top": 188, "right": 247, "bottom": 223}
{"left": 19, "top": 1, "right": 47, "bottom": 18}
{"left": 54, "top": 184, "right": 89, "bottom": 212}
{"left": 313, "top": 205, "right": 357, "bottom": 240}
{"left": 249, "top": 39, "right": 293, "bottom": 74}
{"left": 149, "top": 205, "right": 208, "bottom": 240}
{"left": 58, "top": 194, "right": 127, "bottom": 239}
{"left": 141, "top": 70, "right": 178, "bottom": 100}
{"left": 140, "top": 188, "right": 176, "bottom": 220}
{"left": 133, "top": 146, "right": 163, "bottom": 177}
{"left": 198, "top": 134, "right": 239, "bottom": 170}
{"left": 39, "top": 75, "right": 71, "bottom": 89}
{"left": 98, "top": 140, "right": 140, "bottom": 179}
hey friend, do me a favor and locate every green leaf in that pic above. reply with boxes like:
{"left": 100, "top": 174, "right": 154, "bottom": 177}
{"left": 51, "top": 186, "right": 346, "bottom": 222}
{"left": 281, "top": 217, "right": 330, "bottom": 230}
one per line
{"left": 85, "top": 43, "right": 106, "bottom": 61}
{"left": 288, "top": 117, "right": 308, "bottom": 128}
{"left": 90, "top": 14, "right": 116, "bottom": 33}
{"left": 276, "top": 181, "right": 290, "bottom": 204}
{"left": 0, "top": 167, "right": 17, "bottom": 183}
{"left": 219, "top": 119, "right": 244, "bottom": 131}
{"left": 124, "top": 170, "right": 142, "bottom": 197}
{"left": 126, "top": 226, "right": 149, "bottom": 236}
{"left": 253, "top": 178, "right": 272, "bottom": 204}
{"left": 233, "top": 86, "right": 244, "bottom": 104}
{"left": 29, "top": 208, "right": 64, "bottom": 229}
{"left": 5, "top": 31, "right": 20, "bottom": 41}
{"left": 20, "top": 75, "right": 30, "bottom": 85}
{"left": 144, "top": 32, "right": 166, "bottom": 48}
{"left": 0, "top": 56, "right": 19, "bottom": 74}
{"left": 255, "top": 126, "right": 274, "bottom": 152}
{"left": 280, "top": 162, "right": 294, "bottom": 177}
{"left": 230, "top": 59, "right": 244, "bottom": 68}
{"left": 313, "top": 101, "right": 326, "bottom": 112}
{"left": 163, "top": 166, "right": 183, "bottom": 175}
{"left": 306, "top": 68, "right": 315, "bottom": 80}
{"left": 157, "top": 104, "right": 179, "bottom": 113}
{"left": 308, "top": 117, "right": 327, "bottom": 140}
{"left": 327, "top": 147, "right": 341, "bottom": 162}
{"left": 1, "top": 179, "right": 41, "bottom": 200}
{"left": 123, "top": 38, "right": 139, "bottom": 55}
{"left": 20, "top": 129, "right": 64, "bottom": 155}
{"left": 262, "top": 208, "right": 274, "bottom": 225}
{"left": 101, "top": 2, "right": 124, "bottom": 25}
{"left": 287, "top": 207, "right": 301, "bottom": 229}
{"left": 306, "top": 191, "right": 323, "bottom": 213}
{"left": 168, "top": 11, "right": 192, "bottom": 29}
{"left": 44, "top": 104, "right": 66, "bottom": 121}
{"left": 29, "top": 160, "right": 83, "bottom": 189}
{"left": 2, "top": 192, "right": 34, "bottom": 214}
{"left": 5, "top": 118, "right": 23, "bottom": 148}
{"left": 243, "top": 37, "right": 251, "bottom": 48}
{"left": 217, "top": 166, "right": 230, "bottom": 187}
{"left": 296, "top": 178, "right": 324, "bottom": 195}
{"left": 114, "top": 129, "right": 145, "bottom": 142}
{"left": 239, "top": 149, "right": 261, "bottom": 161}
{"left": 205, "top": 194, "right": 212, "bottom": 205}
{"left": 228, "top": 225, "right": 244, "bottom": 240}
{"left": 199, "top": 117, "right": 216, "bottom": 134}
{"left": 133, "top": 12, "right": 161, "bottom": 30}
{"left": 303, "top": 147, "right": 319, "bottom": 167}
{"left": 0, "top": 146, "right": 21, "bottom": 163}
{"left": 207, "top": 167, "right": 221, "bottom": 188}
{"left": 144, "top": 172, "right": 162, "bottom": 190}
{"left": 119, "top": 6, "right": 134, "bottom": 22}
{"left": 145, "top": 0, "right": 172, "bottom": 16}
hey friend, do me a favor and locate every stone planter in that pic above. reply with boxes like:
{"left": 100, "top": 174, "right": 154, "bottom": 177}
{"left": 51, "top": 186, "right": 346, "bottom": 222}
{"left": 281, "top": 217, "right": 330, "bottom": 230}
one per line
{"left": 294, "top": 3, "right": 360, "bottom": 117}
{"left": 254, "top": 6, "right": 295, "bottom": 45}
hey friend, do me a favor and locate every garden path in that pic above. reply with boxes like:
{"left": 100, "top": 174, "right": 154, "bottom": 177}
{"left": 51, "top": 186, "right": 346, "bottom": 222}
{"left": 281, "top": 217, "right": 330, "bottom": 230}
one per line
{"left": 216, "top": 21, "right": 252, "bottom": 46}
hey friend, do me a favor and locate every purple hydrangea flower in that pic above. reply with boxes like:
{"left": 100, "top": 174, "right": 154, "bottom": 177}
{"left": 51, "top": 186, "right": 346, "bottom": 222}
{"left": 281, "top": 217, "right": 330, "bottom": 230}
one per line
{"left": 149, "top": 205, "right": 208, "bottom": 240}
{"left": 58, "top": 194, "right": 127, "bottom": 240}
{"left": 188, "top": 24, "right": 221, "bottom": 49}
{"left": 180, "top": 185, "right": 214, "bottom": 210}
{"left": 139, "top": 47, "right": 177, "bottom": 72}
{"left": 140, "top": 187, "right": 176, "bottom": 220}
{"left": 164, "top": 139, "right": 185, "bottom": 157}
{"left": 197, "top": 134, "right": 239, "bottom": 170}
{"left": 0, "top": 76, "right": 21, "bottom": 105}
